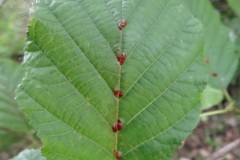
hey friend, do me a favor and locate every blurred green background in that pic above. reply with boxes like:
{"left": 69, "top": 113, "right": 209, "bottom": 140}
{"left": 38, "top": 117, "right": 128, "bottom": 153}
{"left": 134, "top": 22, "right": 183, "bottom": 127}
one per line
{"left": 0, "top": 0, "right": 42, "bottom": 159}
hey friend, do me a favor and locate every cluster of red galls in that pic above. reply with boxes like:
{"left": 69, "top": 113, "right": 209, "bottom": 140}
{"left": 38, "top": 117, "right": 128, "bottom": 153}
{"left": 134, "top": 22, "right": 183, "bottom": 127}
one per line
{"left": 118, "top": 20, "right": 127, "bottom": 30}
{"left": 112, "top": 20, "right": 127, "bottom": 160}
{"left": 114, "top": 89, "right": 124, "bottom": 98}
{"left": 112, "top": 119, "right": 123, "bottom": 159}
{"left": 114, "top": 150, "right": 122, "bottom": 160}
{"left": 117, "top": 53, "right": 126, "bottom": 65}
{"left": 112, "top": 119, "right": 124, "bottom": 132}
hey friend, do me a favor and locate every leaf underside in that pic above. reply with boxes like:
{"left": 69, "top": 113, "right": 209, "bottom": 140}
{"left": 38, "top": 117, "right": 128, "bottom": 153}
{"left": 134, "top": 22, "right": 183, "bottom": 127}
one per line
{"left": 17, "top": 0, "right": 207, "bottom": 159}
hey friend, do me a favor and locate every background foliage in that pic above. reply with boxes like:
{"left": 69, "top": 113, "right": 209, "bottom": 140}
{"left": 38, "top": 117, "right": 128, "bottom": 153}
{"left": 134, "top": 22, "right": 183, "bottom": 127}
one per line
{"left": 0, "top": 0, "right": 41, "bottom": 159}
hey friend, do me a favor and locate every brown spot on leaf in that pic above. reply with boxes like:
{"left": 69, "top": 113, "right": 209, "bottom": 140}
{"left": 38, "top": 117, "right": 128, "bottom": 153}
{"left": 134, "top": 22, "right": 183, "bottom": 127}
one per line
{"left": 212, "top": 72, "right": 218, "bottom": 77}
{"left": 204, "top": 58, "right": 209, "bottom": 64}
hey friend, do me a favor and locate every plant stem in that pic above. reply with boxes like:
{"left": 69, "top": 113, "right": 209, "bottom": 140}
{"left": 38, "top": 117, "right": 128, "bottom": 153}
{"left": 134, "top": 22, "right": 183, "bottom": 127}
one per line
{"left": 207, "top": 138, "right": 240, "bottom": 160}
{"left": 224, "top": 90, "right": 234, "bottom": 104}
{"left": 200, "top": 108, "right": 234, "bottom": 117}
{"left": 201, "top": 90, "right": 239, "bottom": 117}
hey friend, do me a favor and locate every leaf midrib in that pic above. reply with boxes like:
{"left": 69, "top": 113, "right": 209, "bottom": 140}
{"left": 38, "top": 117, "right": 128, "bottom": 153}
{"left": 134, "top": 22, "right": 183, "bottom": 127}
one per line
{"left": 114, "top": 0, "right": 124, "bottom": 158}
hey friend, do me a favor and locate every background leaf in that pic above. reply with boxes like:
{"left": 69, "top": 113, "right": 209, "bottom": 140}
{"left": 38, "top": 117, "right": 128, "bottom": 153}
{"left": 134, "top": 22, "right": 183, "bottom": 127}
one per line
{"left": 226, "top": 18, "right": 240, "bottom": 84}
{"left": 201, "top": 85, "right": 224, "bottom": 110}
{"left": 182, "top": 0, "right": 239, "bottom": 108}
{"left": 0, "top": 59, "right": 29, "bottom": 132}
{"left": 227, "top": 0, "right": 240, "bottom": 17}
{"left": 17, "top": 0, "right": 207, "bottom": 159}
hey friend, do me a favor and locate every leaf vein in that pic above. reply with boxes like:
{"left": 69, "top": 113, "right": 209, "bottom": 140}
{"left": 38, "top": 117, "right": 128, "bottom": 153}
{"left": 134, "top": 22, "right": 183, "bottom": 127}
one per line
{"left": 126, "top": 0, "right": 174, "bottom": 58}
{"left": 49, "top": 5, "right": 113, "bottom": 93}
{"left": 124, "top": 16, "right": 193, "bottom": 97}
{"left": 31, "top": 41, "right": 111, "bottom": 128}
{"left": 125, "top": 106, "right": 198, "bottom": 156}
{"left": 37, "top": 8, "right": 113, "bottom": 127}
{"left": 126, "top": 53, "right": 200, "bottom": 125}
{"left": 23, "top": 90, "right": 112, "bottom": 156}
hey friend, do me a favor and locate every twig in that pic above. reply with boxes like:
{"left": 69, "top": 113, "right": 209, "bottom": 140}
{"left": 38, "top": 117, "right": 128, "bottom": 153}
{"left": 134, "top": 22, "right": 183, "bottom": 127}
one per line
{"left": 200, "top": 107, "right": 234, "bottom": 117}
{"left": 224, "top": 90, "right": 233, "bottom": 104}
{"left": 207, "top": 138, "right": 240, "bottom": 160}
{"left": 201, "top": 90, "right": 238, "bottom": 117}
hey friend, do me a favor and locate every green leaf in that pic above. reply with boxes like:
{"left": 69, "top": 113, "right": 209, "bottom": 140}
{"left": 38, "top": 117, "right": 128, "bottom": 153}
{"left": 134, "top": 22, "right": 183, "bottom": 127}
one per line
{"left": 182, "top": 0, "right": 239, "bottom": 109}
{"left": 11, "top": 149, "right": 46, "bottom": 160}
{"left": 201, "top": 85, "right": 224, "bottom": 110}
{"left": 0, "top": 59, "right": 29, "bottom": 132}
{"left": 182, "top": 0, "right": 238, "bottom": 90}
{"left": 16, "top": 0, "right": 207, "bottom": 159}
{"left": 226, "top": 18, "right": 240, "bottom": 84}
{"left": 227, "top": 0, "right": 240, "bottom": 17}
{"left": 227, "top": 18, "right": 240, "bottom": 53}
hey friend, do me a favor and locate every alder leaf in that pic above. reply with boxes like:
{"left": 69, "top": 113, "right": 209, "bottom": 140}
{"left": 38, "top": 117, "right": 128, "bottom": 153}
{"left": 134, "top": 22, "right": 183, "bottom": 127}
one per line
{"left": 182, "top": 0, "right": 239, "bottom": 109}
{"left": 16, "top": 0, "right": 207, "bottom": 159}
